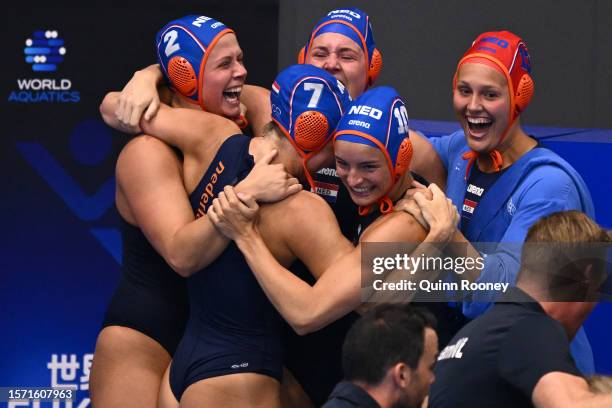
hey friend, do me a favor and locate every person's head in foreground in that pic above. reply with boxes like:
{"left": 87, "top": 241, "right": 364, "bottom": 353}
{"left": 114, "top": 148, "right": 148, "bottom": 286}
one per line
{"left": 156, "top": 15, "right": 247, "bottom": 119}
{"left": 323, "top": 304, "right": 437, "bottom": 408}
{"left": 428, "top": 210, "right": 611, "bottom": 408}
{"left": 517, "top": 210, "right": 612, "bottom": 333}
{"left": 454, "top": 30, "right": 534, "bottom": 173}
{"left": 333, "top": 86, "right": 413, "bottom": 215}
{"left": 299, "top": 8, "right": 381, "bottom": 99}
{"left": 588, "top": 375, "right": 612, "bottom": 395}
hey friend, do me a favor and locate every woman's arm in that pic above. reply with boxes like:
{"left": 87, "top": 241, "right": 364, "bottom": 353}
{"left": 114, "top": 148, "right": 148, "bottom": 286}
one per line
{"left": 102, "top": 92, "right": 238, "bottom": 154}
{"left": 409, "top": 130, "right": 447, "bottom": 190}
{"left": 116, "top": 64, "right": 166, "bottom": 131}
{"left": 104, "top": 87, "right": 301, "bottom": 202}
{"left": 209, "top": 187, "right": 358, "bottom": 334}
{"left": 118, "top": 138, "right": 300, "bottom": 277}
{"left": 238, "top": 229, "right": 362, "bottom": 334}
{"left": 99, "top": 64, "right": 166, "bottom": 133}
{"left": 403, "top": 183, "right": 480, "bottom": 276}
{"left": 533, "top": 373, "right": 612, "bottom": 408}
{"left": 117, "top": 136, "right": 229, "bottom": 276}
{"left": 208, "top": 187, "right": 431, "bottom": 334}
{"left": 139, "top": 103, "right": 302, "bottom": 202}
{"left": 240, "top": 85, "right": 272, "bottom": 138}
{"left": 101, "top": 63, "right": 272, "bottom": 137}
{"left": 113, "top": 102, "right": 301, "bottom": 279}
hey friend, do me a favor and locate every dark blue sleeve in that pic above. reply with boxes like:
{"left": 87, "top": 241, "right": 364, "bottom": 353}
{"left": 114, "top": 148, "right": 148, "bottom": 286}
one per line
{"left": 498, "top": 315, "right": 582, "bottom": 399}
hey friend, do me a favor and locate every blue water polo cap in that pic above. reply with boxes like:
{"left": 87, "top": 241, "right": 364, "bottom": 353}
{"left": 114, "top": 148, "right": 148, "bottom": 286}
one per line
{"left": 271, "top": 64, "right": 350, "bottom": 153}
{"left": 301, "top": 8, "right": 382, "bottom": 87}
{"left": 270, "top": 64, "right": 351, "bottom": 188}
{"left": 334, "top": 86, "right": 413, "bottom": 214}
{"left": 156, "top": 15, "right": 233, "bottom": 110}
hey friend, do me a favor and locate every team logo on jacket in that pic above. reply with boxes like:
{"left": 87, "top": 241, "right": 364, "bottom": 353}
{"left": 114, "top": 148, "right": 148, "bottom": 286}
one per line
{"left": 506, "top": 198, "right": 516, "bottom": 216}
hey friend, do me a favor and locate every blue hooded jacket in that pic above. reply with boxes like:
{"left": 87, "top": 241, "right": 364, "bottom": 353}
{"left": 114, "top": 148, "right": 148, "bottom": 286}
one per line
{"left": 431, "top": 130, "right": 596, "bottom": 373}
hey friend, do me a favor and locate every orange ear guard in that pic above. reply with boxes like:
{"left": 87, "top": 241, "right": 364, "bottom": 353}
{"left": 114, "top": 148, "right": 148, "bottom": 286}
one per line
{"left": 297, "top": 46, "right": 306, "bottom": 64}
{"left": 368, "top": 48, "right": 383, "bottom": 86}
{"left": 294, "top": 111, "right": 330, "bottom": 151}
{"left": 394, "top": 137, "right": 413, "bottom": 182}
{"left": 168, "top": 56, "right": 198, "bottom": 96}
{"left": 454, "top": 54, "right": 534, "bottom": 123}
{"left": 515, "top": 73, "right": 534, "bottom": 114}
{"left": 298, "top": 16, "right": 383, "bottom": 91}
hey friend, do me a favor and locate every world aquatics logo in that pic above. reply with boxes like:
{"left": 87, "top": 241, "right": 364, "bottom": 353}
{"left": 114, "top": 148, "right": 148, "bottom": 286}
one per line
{"left": 24, "top": 30, "right": 67, "bottom": 72}
{"left": 9, "top": 29, "right": 80, "bottom": 103}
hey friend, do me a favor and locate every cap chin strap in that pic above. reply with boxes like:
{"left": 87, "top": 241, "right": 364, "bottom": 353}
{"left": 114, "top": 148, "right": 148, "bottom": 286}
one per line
{"left": 298, "top": 154, "right": 316, "bottom": 191}
{"left": 198, "top": 100, "right": 207, "bottom": 112}
{"left": 358, "top": 196, "right": 393, "bottom": 216}
{"left": 357, "top": 157, "right": 398, "bottom": 217}
{"left": 288, "top": 146, "right": 318, "bottom": 192}
{"left": 461, "top": 147, "right": 504, "bottom": 179}
{"left": 302, "top": 134, "right": 339, "bottom": 192}
{"left": 235, "top": 114, "right": 249, "bottom": 129}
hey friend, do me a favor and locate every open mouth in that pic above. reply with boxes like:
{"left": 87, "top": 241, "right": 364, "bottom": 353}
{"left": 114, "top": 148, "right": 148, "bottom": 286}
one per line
{"left": 466, "top": 116, "right": 493, "bottom": 133}
{"left": 223, "top": 86, "right": 242, "bottom": 103}
{"left": 350, "top": 186, "right": 372, "bottom": 197}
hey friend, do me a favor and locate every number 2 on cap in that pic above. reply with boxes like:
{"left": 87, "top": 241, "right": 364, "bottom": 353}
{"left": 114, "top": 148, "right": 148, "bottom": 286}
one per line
{"left": 164, "top": 30, "right": 181, "bottom": 57}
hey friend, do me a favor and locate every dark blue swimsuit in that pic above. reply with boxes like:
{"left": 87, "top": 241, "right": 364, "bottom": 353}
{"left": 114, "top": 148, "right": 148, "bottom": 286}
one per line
{"left": 102, "top": 218, "right": 189, "bottom": 355}
{"left": 169, "top": 134, "right": 284, "bottom": 400}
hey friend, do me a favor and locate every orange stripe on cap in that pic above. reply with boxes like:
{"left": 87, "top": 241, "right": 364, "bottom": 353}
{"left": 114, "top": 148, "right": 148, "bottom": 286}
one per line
{"left": 197, "top": 28, "right": 235, "bottom": 112}
{"left": 307, "top": 20, "right": 370, "bottom": 92}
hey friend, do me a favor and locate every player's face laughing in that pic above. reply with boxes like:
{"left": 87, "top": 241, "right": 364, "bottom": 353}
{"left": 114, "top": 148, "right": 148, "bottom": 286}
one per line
{"left": 453, "top": 63, "right": 511, "bottom": 153}
{"left": 334, "top": 140, "right": 392, "bottom": 207}
{"left": 202, "top": 33, "right": 247, "bottom": 119}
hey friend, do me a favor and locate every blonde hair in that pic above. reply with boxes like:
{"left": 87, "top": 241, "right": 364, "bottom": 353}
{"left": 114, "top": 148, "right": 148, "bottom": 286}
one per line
{"left": 588, "top": 375, "right": 612, "bottom": 394}
{"left": 518, "top": 211, "right": 611, "bottom": 301}
{"left": 525, "top": 210, "right": 610, "bottom": 244}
